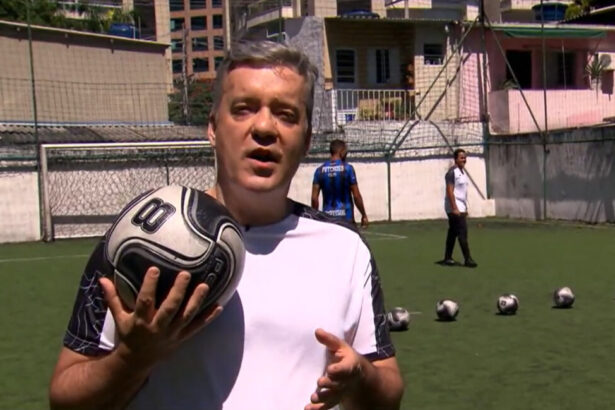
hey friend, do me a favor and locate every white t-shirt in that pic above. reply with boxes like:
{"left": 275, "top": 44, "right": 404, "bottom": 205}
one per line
{"left": 63, "top": 202, "right": 395, "bottom": 410}
{"left": 444, "top": 166, "right": 469, "bottom": 213}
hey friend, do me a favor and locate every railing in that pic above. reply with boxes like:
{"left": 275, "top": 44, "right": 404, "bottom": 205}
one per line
{"left": 246, "top": 0, "right": 292, "bottom": 18}
{"left": 331, "top": 89, "right": 415, "bottom": 127}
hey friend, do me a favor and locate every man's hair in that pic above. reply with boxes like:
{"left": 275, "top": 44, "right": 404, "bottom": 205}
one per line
{"left": 212, "top": 40, "right": 319, "bottom": 127}
{"left": 329, "top": 139, "right": 346, "bottom": 155}
{"left": 453, "top": 148, "right": 466, "bottom": 159}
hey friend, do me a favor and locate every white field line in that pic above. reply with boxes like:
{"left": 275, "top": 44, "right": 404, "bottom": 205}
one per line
{"left": 362, "top": 231, "right": 407, "bottom": 240}
{"left": 0, "top": 254, "right": 89, "bottom": 264}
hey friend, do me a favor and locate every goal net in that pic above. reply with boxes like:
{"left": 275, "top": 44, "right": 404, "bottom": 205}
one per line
{"left": 40, "top": 141, "right": 216, "bottom": 241}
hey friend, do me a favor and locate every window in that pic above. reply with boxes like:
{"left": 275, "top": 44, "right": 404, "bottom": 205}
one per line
{"left": 335, "top": 49, "right": 356, "bottom": 84}
{"left": 556, "top": 52, "right": 574, "bottom": 88}
{"left": 169, "top": 0, "right": 184, "bottom": 11}
{"left": 191, "top": 16, "right": 207, "bottom": 30}
{"left": 213, "top": 14, "right": 223, "bottom": 29}
{"left": 172, "top": 59, "right": 183, "bottom": 74}
{"left": 506, "top": 50, "right": 532, "bottom": 89}
{"left": 368, "top": 48, "right": 400, "bottom": 85}
{"left": 170, "top": 39, "right": 183, "bottom": 53}
{"left": 190, "top": 0, "right": 206, "bottom": 9}
{"left": 214, "top": 56, "right": 224, "bottom": 70}
{"left": 423, "top": 43, "right": 444, "bottom": 65}
{"left": 192, "top": 37, "right": 208, "bottom": 51}
{"left": 170, "top": 18, "right": 184, "bottom": 32}
{"left": 193, "top": 58, "right": 209, "bottom": 72}
{"left": 212, "top": 0, "right": 222, "bottom": 7}
{"left": 213, "top": 35, "right": 224, "bottom": 50}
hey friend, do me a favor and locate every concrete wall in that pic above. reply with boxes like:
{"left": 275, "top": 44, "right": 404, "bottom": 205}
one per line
{"left": 0, "top": 20, "right": 169, "bottom": 124}
{"left": 289, "top": 155, "right": 495, "bottom": 223}
{"left": 0, "top": 172, "right": 40, "bottom": 243}
{"left": 489, "top": 126, "right": 615, "bottom": 222}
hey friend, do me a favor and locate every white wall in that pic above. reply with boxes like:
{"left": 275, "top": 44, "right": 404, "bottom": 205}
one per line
{"left": 290, "top": 156, "right": 495, "bottom": 222}
{"left": 0, "top": 172, "right": 40, "bottom": 243}
{"left": 2, "top": 157, "right": 495, "bottom": 243}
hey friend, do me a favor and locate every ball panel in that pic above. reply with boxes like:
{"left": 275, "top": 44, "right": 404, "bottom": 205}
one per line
{"left": 436, "top": 299, "right": 459, "bottom": 321}
{"left": 387, "top": 307, "right": 410, "bottom": 331}
{"left": 553, "top": 286, "right": 575, "bottom": 308}
{"left": 105, "top": 185, "right": 246, "bottom": 314}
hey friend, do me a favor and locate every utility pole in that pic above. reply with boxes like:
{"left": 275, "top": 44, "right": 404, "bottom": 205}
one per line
{"left": 181, "top": 25, "right": 190, "bottom": 124}
{"left": 278, "top": 0, "right": 283, "bottom": 43}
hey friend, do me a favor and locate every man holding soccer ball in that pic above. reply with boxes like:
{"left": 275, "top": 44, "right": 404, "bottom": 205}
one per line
{"left": 49, "top": 40, "right": 403, "bottom": 410}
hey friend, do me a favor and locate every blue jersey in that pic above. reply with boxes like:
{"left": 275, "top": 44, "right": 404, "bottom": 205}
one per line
{"left": 313, "top": 159, "right": 357, "bottom": 221}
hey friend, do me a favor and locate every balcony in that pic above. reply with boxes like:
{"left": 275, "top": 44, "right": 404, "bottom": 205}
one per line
{"left": 488, "top": 87, "right": 615, "bottom": 134}
{"left": 330, "top": 89, "right": 415, "bottom": 128}
{"left": 245, "top": 0, "right": 294, "bottom": 29}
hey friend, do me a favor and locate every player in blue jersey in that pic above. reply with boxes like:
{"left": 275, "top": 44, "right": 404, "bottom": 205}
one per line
{"left": 311, "top": 139, "right": 368, "bottom": 227}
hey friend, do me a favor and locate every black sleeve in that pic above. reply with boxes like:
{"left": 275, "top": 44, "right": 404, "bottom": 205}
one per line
{"left": 63, "top": 239, "right": 114, "bottom": 356}
{"left": 445, "top": 168, "right": 455, "bottom": 186}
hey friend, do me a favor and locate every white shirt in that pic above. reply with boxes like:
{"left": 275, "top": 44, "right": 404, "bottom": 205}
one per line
{"left": 444, "top": 166, "right": 469, "bottom": 213}
{"left": 64, "top": 203, "right": 395, "bottom": 410}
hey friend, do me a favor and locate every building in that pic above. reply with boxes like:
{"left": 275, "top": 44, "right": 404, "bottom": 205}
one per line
{"left": 169, "top": 0, "right": 227, "bottom": 81}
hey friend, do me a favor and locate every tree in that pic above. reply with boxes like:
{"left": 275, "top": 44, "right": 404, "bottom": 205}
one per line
{"left": 0, "top": 0, "right": 138, "bottom": 35}
{"left": 564, "top": 0, "right": 595, "bottom": 20}
{"left": 0, "top": 0, "right": 70, "bottom": 28}
{"left": 169, "top": 80, "right": 214, "bottom": 126}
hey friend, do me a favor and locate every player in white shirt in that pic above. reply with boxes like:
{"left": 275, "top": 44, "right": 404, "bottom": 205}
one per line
{"left": 49, "top": 40, "right": 404, "bottom": 410}
{"left": 440, "top": 149, "right": 477, "bottom": 268}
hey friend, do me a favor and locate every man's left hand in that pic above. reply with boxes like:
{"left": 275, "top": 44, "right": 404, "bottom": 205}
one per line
{"left": 305, "top": 328, "right": 363, "bottom": 410}
{"left": 360, "top": 215, "right": 368, "bottom": 228}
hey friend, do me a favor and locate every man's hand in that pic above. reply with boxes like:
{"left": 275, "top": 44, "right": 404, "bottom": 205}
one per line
{"left": 360, "top": 215, "right": 368, "bottom": 228}
{"left": 451, "top": 209, "right": 461, "bottom": 216}
{"left": 99, "top": 267, "right": 223, "bottom": 367}
{"left": 305, "top": 328, "right": 363, "bottom": 410}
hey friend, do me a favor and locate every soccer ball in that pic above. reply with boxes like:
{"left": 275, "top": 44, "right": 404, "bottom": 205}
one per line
{"left": 497, "top": 294, "right": 519, "bottom": 315}
{"left": 436, "top": 299, "right": 459, "bottom": 321}
{"left": 387, "top": 307, "right": 410, "bottom": 331}
{"left": 105, "top": 185, "right": 246, "bottom": 314}
{"left": 553, "top": 286, "right": 575, "bottom": 308}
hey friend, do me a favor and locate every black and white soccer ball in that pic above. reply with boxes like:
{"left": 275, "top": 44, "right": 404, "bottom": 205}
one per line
{"left": 553, "top": 286, "right": 575, "bottom": 308}
{"left": 105, "top": 185, "right": 245, "bottom": 314}
{"left": 436, "top": 299, "right": 459, "bottom": 321}
{"left": 387, "top": 307, "right": 411, "bottom": 332}
{"left": 497, "top": 294, "right": 519, "bottom": 315}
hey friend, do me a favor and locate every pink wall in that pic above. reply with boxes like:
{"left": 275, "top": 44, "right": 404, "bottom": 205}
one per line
{"left": 463, "top": 29, "right": 615, "bottom": 134}
{"left": 490, "top": 87, "right": 615, "bottom": 134}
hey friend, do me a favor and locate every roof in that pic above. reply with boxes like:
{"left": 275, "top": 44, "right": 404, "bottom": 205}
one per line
{"left": 0, "top": 19, "right": 169, "bottom": 47}
{"left": 0, "top": 124, "right": 206, "bottom": 145}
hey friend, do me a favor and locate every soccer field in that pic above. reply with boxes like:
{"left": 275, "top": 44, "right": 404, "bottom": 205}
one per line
{"left": 1, "top": 219, "right": 614, "bottom": 409}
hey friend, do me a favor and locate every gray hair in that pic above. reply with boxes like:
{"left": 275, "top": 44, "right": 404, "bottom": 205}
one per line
{"left": 212, "top": 40, "right": 319, "bottom": 129}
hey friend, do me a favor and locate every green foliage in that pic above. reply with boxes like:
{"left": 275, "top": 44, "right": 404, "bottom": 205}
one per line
{"left": 0, "top": 0, "right": 137, "bottom": 35}
{"left": 168, "top": 80, "right": 214, "bottom": 126}
{"left": 564, "top": 0, "right": 595, "bottom": 20}
{"left": 585, "top": 54, "right": 612, "bottom": 80}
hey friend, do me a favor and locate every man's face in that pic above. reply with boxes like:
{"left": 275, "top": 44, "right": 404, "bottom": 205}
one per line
{"left": 208, "top": 65, "right": 311, "bottom": 194}
{"left": 455, "top": 152, "right": 467, "bottom": 169}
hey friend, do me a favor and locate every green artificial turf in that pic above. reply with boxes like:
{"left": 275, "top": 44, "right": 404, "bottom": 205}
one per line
{"left": 1, "top": 219, "right": 614, "bottom": 409}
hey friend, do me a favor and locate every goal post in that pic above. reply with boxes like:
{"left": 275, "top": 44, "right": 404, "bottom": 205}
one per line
{"left": 40, "top": 141, "right": 216, "bottom": 241}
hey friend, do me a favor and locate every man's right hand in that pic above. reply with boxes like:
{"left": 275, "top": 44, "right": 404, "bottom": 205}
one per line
{"left": 451, "top": 209, "right": 461, "bottom": 216}
{"left": 99, "top": 267, "right": 223, "bottom": 367}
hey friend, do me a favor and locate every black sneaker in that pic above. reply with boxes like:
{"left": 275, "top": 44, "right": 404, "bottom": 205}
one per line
{"left": 438, "top": 258, "right": 456, "bottom": 266}
{"left": 464, "top": 259, "right": 478, "bottom": 268}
